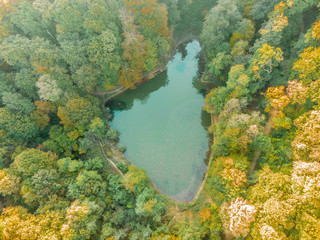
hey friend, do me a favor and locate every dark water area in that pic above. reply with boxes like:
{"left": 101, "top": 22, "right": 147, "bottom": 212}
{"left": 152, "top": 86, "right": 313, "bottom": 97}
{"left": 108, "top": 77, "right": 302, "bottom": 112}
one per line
{"left": 109, "top": 41, "right": 210, "bottom": 201}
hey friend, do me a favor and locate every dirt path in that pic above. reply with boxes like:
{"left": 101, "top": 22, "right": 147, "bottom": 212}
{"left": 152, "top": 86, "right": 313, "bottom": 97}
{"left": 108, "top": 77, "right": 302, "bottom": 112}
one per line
{"left": 248, "top": 109, "right": 275, "bottom": 174}
{"left": 98, "top": 140, "right": 124, "bottom": 177}
{"left": 110, "top": 145, "right": 128, "bottom": 165}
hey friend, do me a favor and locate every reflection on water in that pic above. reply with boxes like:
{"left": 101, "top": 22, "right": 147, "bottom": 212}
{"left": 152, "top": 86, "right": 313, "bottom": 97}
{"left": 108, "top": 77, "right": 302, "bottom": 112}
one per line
{"left": 109, "top": 40, "right": 209, "bottom": 202}
{"left": 176, "top": 41, "right": 189, "bottom": 60}
{"left": 109, "top": 71, "right": 169, "bottom": 111}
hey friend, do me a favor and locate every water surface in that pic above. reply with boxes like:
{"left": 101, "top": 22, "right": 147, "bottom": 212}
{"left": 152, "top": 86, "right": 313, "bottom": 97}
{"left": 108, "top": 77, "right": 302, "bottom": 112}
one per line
{"left": 110, "top": 41, "right": 209, "bottom": 201}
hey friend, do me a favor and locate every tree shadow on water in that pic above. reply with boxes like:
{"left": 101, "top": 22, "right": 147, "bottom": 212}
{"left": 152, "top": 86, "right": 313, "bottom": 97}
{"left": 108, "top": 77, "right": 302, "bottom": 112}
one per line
{"left": 108, "top": 70, "right": 169, "bottom": 112}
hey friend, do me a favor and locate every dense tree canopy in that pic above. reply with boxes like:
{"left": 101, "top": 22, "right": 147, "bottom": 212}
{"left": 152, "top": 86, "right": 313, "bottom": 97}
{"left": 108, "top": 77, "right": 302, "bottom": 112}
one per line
{"left": 1, "top": 0, "right": 320, "bottom": 239}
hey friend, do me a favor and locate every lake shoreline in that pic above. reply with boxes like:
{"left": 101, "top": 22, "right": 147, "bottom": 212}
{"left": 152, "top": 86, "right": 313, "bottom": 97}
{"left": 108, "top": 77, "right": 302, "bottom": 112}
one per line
{"left": 108, "top": 40, "right": 212, "bottom": 204}
{"left": 99, "top": 34, "right": 203, "bottom": 105}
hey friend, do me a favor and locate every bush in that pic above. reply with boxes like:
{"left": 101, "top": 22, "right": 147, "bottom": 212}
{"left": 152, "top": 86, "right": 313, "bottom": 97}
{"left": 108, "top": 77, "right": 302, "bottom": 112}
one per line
{"left": 118, "top": 144, "right": 127, "bottom": 153}
{"left": 106, "top": 128, "right": 119, "bottom": 141}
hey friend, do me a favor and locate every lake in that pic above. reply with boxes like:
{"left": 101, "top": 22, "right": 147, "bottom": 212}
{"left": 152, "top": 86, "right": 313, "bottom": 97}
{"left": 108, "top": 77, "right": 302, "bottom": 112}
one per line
{"left": 109, "top": 40, "right": 210, "bottom": 202}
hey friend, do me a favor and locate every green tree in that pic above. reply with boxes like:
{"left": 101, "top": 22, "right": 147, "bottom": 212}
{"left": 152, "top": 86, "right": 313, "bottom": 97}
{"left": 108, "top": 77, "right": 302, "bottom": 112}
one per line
{"left": 60, "top": 200, "right": 101, "bottom": 240}
{"left": 2, "top": 92, "right": 35, "bottom": 114}
{"left": 135, "top": 187, "right": 166, "bottom": 220}
{"left": 201, "top": 0, "right": 242, "bottom": 59}
{"left": 53, "top": 0, "right": 86, "bottom": 35}
{"left": 83, "top": 0, "right": 120, "bottom": 34}
{"left": 58, "top": 36, "right": 88, "bottom": 74}
{"left": 9, "top": 0, "right": 50, "bottom": 39}
{"left": 11, "top": 148, "right": 58, "bottom": 178}
{"left": 0, "top": 108, "right": 39, "bottom": 143}
{"left": 227, "top": 64, "right": 250, "bottom": 99}
{"left": 144, "top": 39, "right": 159, "bottom": 72}
{"left": 14, "top": 68, "right": 39, "bottom": 100}
{"left": 57, "top": 157, "right": 83, "bottom": 174}
{"left": 0, "top": 35, "right": 32, "bottom": 68}
{"left": 87, "top": 30, "right": 122, "bottom": 89}
{"left": 57, "top": 97, "right": 100, "bottom": 130}
{"left": 87, "top": 117, "right": 108, "bottom": 141}
{"left": 250, "top": 0, "right": 282, "bottom": 21}
{"left": 44, "top": 126, "right": 79, "bottom": 157}
{"left": 68, "top": 170, "right": 106, "bottom": 200}
{"left": 204, "top": 87, "right": 232, "bottom": 116}
{"left": 72, "top": 65, "right": 100, "bottom": 93}
{"left": 160, "top": 0, "right": 180, "bottom": 26}
{"left": 122, "top": 166, "right": 150, "bottom": 194}
{"left": 31, "top": 169, "right": 61, "bottom": 200}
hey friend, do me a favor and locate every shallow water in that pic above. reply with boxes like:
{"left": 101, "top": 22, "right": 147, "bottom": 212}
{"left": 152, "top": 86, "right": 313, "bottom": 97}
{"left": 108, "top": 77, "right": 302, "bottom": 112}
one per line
{"left": 109, "top": 41, "right": 209, "bottom": 201}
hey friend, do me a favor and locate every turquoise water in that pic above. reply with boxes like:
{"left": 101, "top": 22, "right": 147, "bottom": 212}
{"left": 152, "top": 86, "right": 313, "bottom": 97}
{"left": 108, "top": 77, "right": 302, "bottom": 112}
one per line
{"left": 110, "top": 41, "right": 209, "bottom": 201}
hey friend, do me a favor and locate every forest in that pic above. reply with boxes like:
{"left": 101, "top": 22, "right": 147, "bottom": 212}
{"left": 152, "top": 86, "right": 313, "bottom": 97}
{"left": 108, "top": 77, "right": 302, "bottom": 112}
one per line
{"left": 0, "top": 0, "right": 320, "bottom": 239}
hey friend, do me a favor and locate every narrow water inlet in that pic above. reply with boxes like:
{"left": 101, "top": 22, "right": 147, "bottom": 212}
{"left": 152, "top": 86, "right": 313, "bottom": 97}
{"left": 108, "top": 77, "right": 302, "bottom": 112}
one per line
{"left": 109, "top": 41, "right": 210, "bottom": 202}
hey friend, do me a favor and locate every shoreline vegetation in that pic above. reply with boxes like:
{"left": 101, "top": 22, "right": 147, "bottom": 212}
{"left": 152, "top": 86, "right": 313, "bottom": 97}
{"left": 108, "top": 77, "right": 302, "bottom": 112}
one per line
{"left": 97, "top": 33, "right": 201, "bottom": 105}
{"left": 104, "top": 36, "right": 223, "bottom": 237}
{"left": 1, "top": 0, "right": 320, "bottom": 239}
{"left": 104, "top": 37, "right": 213, "bottom": 203}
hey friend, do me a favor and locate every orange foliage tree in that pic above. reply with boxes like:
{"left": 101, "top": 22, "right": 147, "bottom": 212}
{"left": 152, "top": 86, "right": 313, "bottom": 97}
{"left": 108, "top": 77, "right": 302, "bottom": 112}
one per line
{"left": 124, "top": 0, "right": 169, "bottom": 38}
{"left": 0, "top": 0, "right": 17, "bottom": 40}
{"left": 118, "top": 8, "right": 147, "bottom": 89}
